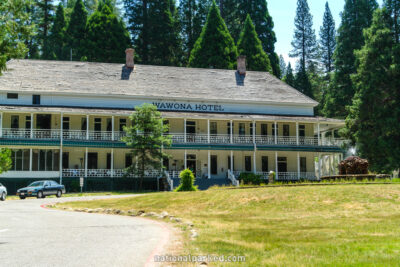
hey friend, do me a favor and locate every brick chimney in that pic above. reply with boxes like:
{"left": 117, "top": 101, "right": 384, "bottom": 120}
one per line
{"left": 125, "top": 48, "right": 135, "bottom": 68}
{"left": 237, "top": 55, "right": 246, "bottom": 75}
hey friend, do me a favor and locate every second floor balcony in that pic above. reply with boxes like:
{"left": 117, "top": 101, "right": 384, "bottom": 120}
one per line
{"left": 0, "top": 128, "right": 349, "bottom": 148}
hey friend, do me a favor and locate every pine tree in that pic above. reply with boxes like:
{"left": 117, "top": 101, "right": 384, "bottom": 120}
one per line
{"left": 319, "top": 2, "right": 336, "bottom": 73}
{"left": 279, "top": 55, "right": 286, "bottom": 78}
{"left": 188, "top": 1, "right": 237, "bottom": 69}
{"left": 178, "top": 0, "right": 212, "bottom": 61}
{"left": 36, "top": 0, "right": 54, "bottom": 59}
{"left": 324, "top": 0, "right": 378, "bottom": 118}
{"left": 237, "top": 15, "right": 272, "bottom": 72}
{"left": 146, "top": 0, "right": 182, "bottom": 65}
{"left": 347, "top": 7, "right": 400, "bottom": 172}
{"left": 235, "top": 0, "right": 280, "bottom": 77}
{"left": 215, "top": 0, "right": 238, "bottom": 38}
{"left": 290, "top": 0, "right": 318, "bottom": 70}
{"left": 294, "top": 59, "right": 313, "bottom": 98}
{"left": 48, "top": 3, "right": 66, "bottom": 60}
{"left": 85, "top": 1, "right": 131, "bottom": 63}
{"left": 66, "top": 0, "right": 88, "bottom": 61}
{"left": 24, "top": 3, "right": 41, "bottom": 59}
{"left": 284, "top": 63, "right": 295, "bottom": 87}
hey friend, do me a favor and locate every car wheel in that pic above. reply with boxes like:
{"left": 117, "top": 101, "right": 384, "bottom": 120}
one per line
{"left": 37, "top": 191, "right": 43, "bottom": 199}
{"left": 56, "top": 190, "right": 62, "bottom": 198}
{"left": 0, "top": 192, "right": 5, "bottom": 201}
{"left": 19, "top": 196, "right": 25, "bottom": 200}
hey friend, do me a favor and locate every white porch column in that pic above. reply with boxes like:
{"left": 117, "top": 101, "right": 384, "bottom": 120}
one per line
{"left": 184, "top": 118, "right": 187, "bottom": 143}
{"left": 274, "top": 121, "right": 277, "bottom": 144}
{"left": 275, "top": 151, "right": 278, "bottom": 180}
{"left": 59, "top": 147, "right": 63, "bottom": 184}
{"left": 230, "top": 150, "right": 233, "bottom": 172}
{"left": 207, "top": 119, "right": 210, "bottom": 143}
{"left": 60, "top": 113, "right": 63, "bottom": 143}
{"left": 111, "top": 116, "right": 115, "bottom": 141}
{"left": 329, "top": 153, "right": 333, "bottom": 176}
{"left": 297, "top": 152, "right": 300, "bottom": 180}
{"left": 230, "top": 120, "right": 233, "bottom": 144}
{"left": 317, "top": 123, "right": 321, "bottom": 145}
{"left": 0, "top": 112, "right": 2, "bottom": 138}
{"left": 253, "top": 149, "right": 256, "bottom": 174}
{"left": 318, "top": 153, "right": 322, "bottom": 178}
{"left": 296, "top": 122, "right": 299, "bottom": 145}
{"left": 86, "top": 115, "right": 89, "bottom": 140}
{"left": 252, "top": 120, "right": 256, "bottom": 144}
{"left": 30, "top": 113, "right": 34, "bottom": 138}
{"left": 184, "top": 149, "right": 187, "bottom": 169}
{"left": 111, "top": 148, "right": 114, "bottom": 178}
{"left": 85, "top": 147, "right": 88, "bottom": 178}
{"left": 29, "top": 148, "right": 33, "bottom": 171}
{"left": 208, "top": 150, "right": 211, "bottom": 179}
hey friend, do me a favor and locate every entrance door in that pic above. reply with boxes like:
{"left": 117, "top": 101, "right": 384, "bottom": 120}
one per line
{"left": 186, "top": 154, "right": 196, "bottom": 175}
{"left": 277, "top": 157, "right": 287, "bottom": 172}
{"left": 245, "top": 156, "right": 252, "bottom": 172}
{"left": 299, "top": 125, "right": 305, "bottom": 144}
{"left": 186, "top": 121, "right": 196, "bottom": 142}
{"left": 88, "top": 153, "right": 98, "bottom": 169}
{"left": 262, "top": 156, "right": 268, "bottom": 172}
{"left": 62, "top": 152, "right": 69, "bottom": 169}
{"left": 36, "top": 114, "right": 51, "bottom": 129}
{"left": 211, "top": 155, "right": 217, "bottom": 175}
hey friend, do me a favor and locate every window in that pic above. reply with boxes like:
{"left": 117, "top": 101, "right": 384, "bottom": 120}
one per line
{"left": 81, "top": 117, "right": 87, "bottom": 131}
{"left": 107, "top": 153, "right": 111, "bottom": 169}
{"left": 300, "top": 157, "right": 307, "bottom": 172}
{"left": 211, "top": 155, "right": 218, "bottom": 175}
{"left": 106, "top": 118, "right": 112, "bottom": 132}
{"left": 125, "top": 154, "right": 133, "bottom": 168}
{"left": 11, "top": 115, "right": 19, "bottom": 129}
{"left": 120, "top": 118, "right": 127, "bottom": 131}
{"left": 283, "top": 124, "right": 290, "bottom": 137}
{"left": 32, "top": 95, "right": 41, "bottom": 105}
{"left": 25, "top": 116, "right": 31, "bottom": 129}
{"left": 277, "top": 157, "right": 287, "bottom": 173}
{"left": 262, "top": 156, "right": 268, "bottom": 172}
{"left": 261, "top": 124, "right": 268, "bottom": 136}
{"left": 227, "top": 122, "right": 233, "bottom": 135}
{"left": 94, "top": 118, "right": 101, "bottom": 131}
{"left": 210, "top": 122, "right": 217, "bottom": 135}
{"left": 63, "top": 117, "right": 70, "bottom": 130}
{"left": 62, "top": 152, "right": 69, "bottom": 169}
{"left": 7, "top": 93, "right": 18, "bottom": 99}
{"left": 239, "top": 123, "right": 245, "bottom": 135}
{"left": 299, "top": 125, "right": 305, "bottom": 137}
{"left": 245, "top": 156, "right": 251, "bottom": 172}
{"left": 250, "top": 122, "right": 254, "bottom": 135}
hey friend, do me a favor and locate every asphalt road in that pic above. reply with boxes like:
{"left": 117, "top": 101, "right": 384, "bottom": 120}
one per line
{"left": 0, "top": 195, "right": 169, "bottom": 267}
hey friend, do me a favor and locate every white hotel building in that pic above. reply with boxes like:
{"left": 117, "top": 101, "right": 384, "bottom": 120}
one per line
{"left": 0, "top": 51, "right": 346, "bottom": 191}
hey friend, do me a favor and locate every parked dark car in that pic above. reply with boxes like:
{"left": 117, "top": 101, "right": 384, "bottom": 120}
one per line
{"left": 16, "top": 180, "right": 66, "bottom": 199}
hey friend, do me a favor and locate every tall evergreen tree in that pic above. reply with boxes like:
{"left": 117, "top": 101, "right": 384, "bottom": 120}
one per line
{"left": 215, "top": 0, "right": 238, "bottom": 38}
{"left": 284, "top": 63, "right": 295, "bottom": 87}
{"left": 319, "top": 2, "right": 336, "bottom": 73}
{"left": 85, "top": 1, "right": 131, "bottom": 63}
{"left": 279, "top": 55, "right": 286, "bottom": 78}
{"left": 24, "top": 3, "right": 41, "bottom": 59}
{"left": 237, "top": 15, "right": 272, "bottom": 72}
{"left": 290, "top": 0, "right": 318, "bottom": 70}
{"left": 123, "top": 0, "right": 149, "bottom": 63}
{"left": 146, "top": 0, "right": 182, "bottom": 65}
{"left": 347, "top": 7, "right": 400, "bottom": 172}
{"left": 188, "top": 1, "right": 237, "bottom": 69}
{"left": 66, "top": 0, "right": 88, "bottom": 61}
{"left": 237, "top": 0, "right": 280, "bottom": 77}
{"left": 48, "top": 3, "right": 66, "bottom": 60}
{"left": 36, "top": 0, "right": 54, "bottom": 59}
{"left": 178, "top": 0, "right": 211, "bottom": 61}
{"left": 324, "top": 0, "right": 378, "bottom": 118}
{"left": 294, "top": 59, "right": 313, "bottom": 98}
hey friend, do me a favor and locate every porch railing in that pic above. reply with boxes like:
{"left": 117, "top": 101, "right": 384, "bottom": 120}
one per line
{"left": 62, "top": 169, "right": 162, "bottom": 178}
{"left": 0, "top": 128, "right": 348, "bottom": 147}
{"left": 227, "top": 170, "right": 239, "bottom": 186}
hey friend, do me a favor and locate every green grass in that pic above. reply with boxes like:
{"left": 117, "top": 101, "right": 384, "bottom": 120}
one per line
{"left": 56, "top": 184, "right": 400, "bottom": 266}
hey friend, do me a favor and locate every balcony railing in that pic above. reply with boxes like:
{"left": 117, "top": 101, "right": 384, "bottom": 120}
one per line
{"left": 0, "top": 128, "right": 348, "bottom": 147}
{"left": 62, "top": 169, "right": 162, "bottom": 178}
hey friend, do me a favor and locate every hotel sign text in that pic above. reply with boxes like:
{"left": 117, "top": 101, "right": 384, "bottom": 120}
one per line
{"left": 152, "top": 102, "right": 225, "bottom": 112}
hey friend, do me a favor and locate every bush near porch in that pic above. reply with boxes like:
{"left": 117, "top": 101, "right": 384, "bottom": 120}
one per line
{"left": 238, "top": 172, "right": 263, "bottom": 185}
{"left": 56, "top": 184, "right": 400, "bottom": 266}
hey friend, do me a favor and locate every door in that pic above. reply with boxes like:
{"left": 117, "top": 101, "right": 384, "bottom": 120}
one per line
{"left": 211, "top": 155, "right": 218, "bottom": 175}
{"left": 107, "top": 153, "right": 111, "bottom": 169}
{"left": 25, "top": 116, "right": 31, "bottom": 137}
{"left": 300, "top": 157, "right": 307, "bottom": 173}
{"left": 261, "top": 124, "right": 268, "bottom": 136}
{"left": 94, "top": 118, "right": 101, "bottom": 140}
{"left": 299, "top": 125, "right": 305, "bottom": 144}
{"left": 245, "top": 156, "right": 252, "bottom": 172}
{"left": 186, "top": 121, "right": 196, "bottom": 142}
{"left": 62, "top": 152, "right": 69, "bottom": 169}
{"left": 11, "top": 115, "right": 19, "bottom": 129}
{"left": 278, "top": 157, "right": 287, "bottom": 172}
{"left": 283, "top": 124, "right": 290, "bottom": 137}
{"left": 88, "top": 153, "right": 98, "bottom": 169}
{"left": 36, "top": 114, "right": 51, "bottom": 129}
{"left": 186, "top": 154, "right": 196, "bottom": 176}
{"left": 262, "top": 156, "right": 268, "bottom": 172}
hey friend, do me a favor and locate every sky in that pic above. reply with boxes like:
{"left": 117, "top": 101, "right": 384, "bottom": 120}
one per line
{"left": 268, "top": 0, "right": 383, "bottom": 67}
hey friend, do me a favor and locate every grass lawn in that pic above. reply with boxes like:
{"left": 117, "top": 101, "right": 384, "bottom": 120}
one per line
{"left": 55, "top": 184, "right": 400, "bottom": 266}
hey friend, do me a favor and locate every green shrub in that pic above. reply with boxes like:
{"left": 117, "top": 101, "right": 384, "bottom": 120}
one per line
{"left": 175, "top": 169, "right": 198, "bottom": 192}
{"left": 238, "top": 173, "right": 263, "bottom": 185}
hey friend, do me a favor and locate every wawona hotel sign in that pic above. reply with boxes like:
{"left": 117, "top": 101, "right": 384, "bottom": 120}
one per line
{"left": 152, "top": 102, "right": 225, "bottom": 112}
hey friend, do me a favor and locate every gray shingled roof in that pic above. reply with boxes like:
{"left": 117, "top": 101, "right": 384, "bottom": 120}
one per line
{"left": 0, "top": 59, "right": 318, "bottom": 106}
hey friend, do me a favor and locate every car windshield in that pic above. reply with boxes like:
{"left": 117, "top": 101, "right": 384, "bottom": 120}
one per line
{"left": 28, "top": 182, "right": 44, "bottom": 187}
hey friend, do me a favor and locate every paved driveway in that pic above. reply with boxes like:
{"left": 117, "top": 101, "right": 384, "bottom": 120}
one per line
{"left": 0, "top": 195, "right": 168, "bottom": 267}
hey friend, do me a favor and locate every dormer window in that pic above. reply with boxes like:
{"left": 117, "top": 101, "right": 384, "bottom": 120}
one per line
{"left": 32, "top": 95, "right": 41, "bottom": 105}
{"left": 7, "top": 93, "right": 18, "bottom": 99}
